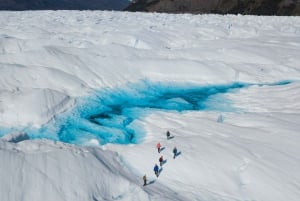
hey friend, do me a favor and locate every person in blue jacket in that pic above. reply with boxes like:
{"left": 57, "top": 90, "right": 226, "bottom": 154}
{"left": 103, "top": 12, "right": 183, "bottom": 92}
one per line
{"left": 153, "top": 164, "right": 159, "bottom": 177}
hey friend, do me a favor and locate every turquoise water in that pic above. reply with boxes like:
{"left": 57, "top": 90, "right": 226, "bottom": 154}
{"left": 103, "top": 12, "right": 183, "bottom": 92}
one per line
{"left": 0, "top": 80, "right": 293, "bottom": 145}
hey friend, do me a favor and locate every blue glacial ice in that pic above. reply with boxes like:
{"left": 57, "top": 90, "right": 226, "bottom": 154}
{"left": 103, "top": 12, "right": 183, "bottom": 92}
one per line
{"left": 0, "top": 80, "right": 293, "bottom": 145}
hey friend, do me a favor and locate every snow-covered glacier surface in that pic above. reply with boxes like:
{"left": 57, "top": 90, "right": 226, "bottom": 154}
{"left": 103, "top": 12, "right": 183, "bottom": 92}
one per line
{"left": 0, "top": 11, "right": 300, "bottom": 201}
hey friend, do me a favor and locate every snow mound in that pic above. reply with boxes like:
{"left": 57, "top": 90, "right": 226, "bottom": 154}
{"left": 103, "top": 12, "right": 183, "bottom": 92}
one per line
{"left": 0, "top": 139, "right": 186, "bottom": 201}
{"left": 0, "top": 87, "right": 73, "bottom": 127}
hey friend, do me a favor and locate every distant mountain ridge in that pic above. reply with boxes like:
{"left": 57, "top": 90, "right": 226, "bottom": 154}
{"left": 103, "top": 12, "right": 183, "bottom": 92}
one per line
{"left": 126, "top": 0, "right": 300, "bottom": 15}
{"left": 0, "top": 0, "right": 130, "bottom": 10}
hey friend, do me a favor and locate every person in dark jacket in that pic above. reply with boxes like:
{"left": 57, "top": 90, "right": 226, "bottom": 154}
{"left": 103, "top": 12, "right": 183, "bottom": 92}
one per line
{"left": 159, "top": 155, "right": 163, "bottom": 166}
{"left": 143, "top": 174, "right": 147, "bottom": 186}
{"left": 166, "top": 130, "right": 171, "bottom": 139}
{"left": 173, "top": 146, "right": 178, "bottom": 159}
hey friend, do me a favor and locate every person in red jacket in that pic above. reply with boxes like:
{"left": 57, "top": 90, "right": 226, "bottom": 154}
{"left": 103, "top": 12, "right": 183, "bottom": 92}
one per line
{"left": 156, "top": 142, "right": 161, "bottom": 153}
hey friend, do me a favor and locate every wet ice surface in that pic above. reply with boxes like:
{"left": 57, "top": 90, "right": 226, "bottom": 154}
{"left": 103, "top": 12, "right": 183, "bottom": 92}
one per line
{"left": 0, "top": 80, "right": 292, "bottom": 145}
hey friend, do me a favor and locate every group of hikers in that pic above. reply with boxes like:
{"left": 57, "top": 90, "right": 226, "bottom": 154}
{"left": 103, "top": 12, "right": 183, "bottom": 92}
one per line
{"left": 143, "top": 130, "right": 180, "bottom": 186}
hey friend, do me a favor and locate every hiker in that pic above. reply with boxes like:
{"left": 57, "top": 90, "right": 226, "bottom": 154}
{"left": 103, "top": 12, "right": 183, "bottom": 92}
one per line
{"left": 159, "top": 155, "right": 164, "bottom": 166}
{"left": 153, "top": 164, "right": 159, "bottom": 177}
{"left": 173, "top": 146, "right": 178, "bottom": 159}
{"left": 143, "top": 174, "right": 147, "bottom": 186}
{"left": 156, "top": 142, "right": 161, "bottom": 153}
{"left": 166, "top": 130, "right": 171, "bottom": 139}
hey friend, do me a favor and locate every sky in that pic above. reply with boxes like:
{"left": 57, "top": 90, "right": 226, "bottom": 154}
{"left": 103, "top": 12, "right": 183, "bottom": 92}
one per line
{"left": 0, "top": 11, "right": 300, "bottom": 201}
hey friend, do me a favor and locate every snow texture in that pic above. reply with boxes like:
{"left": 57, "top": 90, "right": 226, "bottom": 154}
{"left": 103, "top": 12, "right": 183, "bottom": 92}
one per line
{"left": 0, "top": 11, "right": 300, "bottom": 201}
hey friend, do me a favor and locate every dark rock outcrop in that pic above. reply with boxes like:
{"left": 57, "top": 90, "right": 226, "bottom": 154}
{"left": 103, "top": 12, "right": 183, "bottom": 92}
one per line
{"left": 126, "top": 0, "right": 300, "bottom": 15}
{"left": 0, "top": 0, "right": 130, "bottom": 10}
